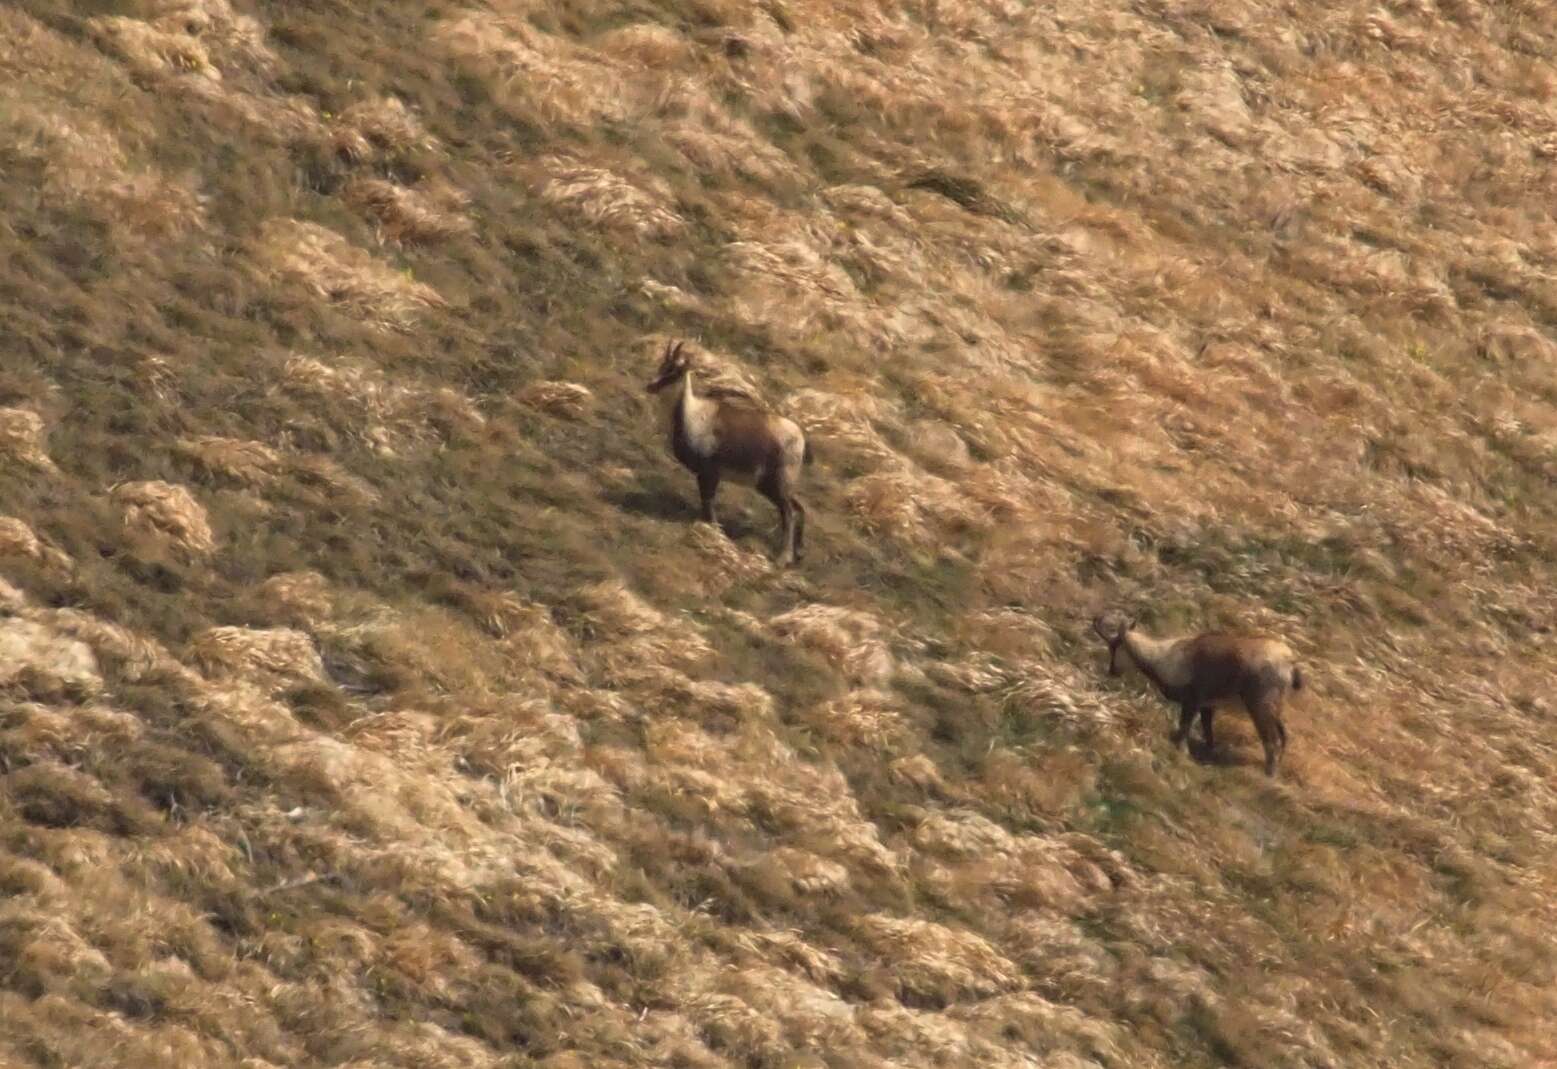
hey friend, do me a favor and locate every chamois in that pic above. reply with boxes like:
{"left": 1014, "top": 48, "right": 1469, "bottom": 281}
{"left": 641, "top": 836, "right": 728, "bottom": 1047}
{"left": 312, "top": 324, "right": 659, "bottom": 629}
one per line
{"left": 645, "top": 340, "right": 811, "bottom": 566}
{"left": 1093, "top": 610, "right": 1305, "bottom": 778}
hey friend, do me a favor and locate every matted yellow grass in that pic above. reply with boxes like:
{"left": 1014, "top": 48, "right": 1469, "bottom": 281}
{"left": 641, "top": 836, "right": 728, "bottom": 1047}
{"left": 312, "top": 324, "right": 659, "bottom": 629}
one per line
{"left": 2, "top": 0, "right": 1557, "bottom": 1066}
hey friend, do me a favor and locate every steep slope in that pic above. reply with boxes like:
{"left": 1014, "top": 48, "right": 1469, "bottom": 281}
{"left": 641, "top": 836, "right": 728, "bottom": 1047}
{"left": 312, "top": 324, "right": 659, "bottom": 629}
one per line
{"left": 3, "top": 0, "right": 1557, "bottom": 1066}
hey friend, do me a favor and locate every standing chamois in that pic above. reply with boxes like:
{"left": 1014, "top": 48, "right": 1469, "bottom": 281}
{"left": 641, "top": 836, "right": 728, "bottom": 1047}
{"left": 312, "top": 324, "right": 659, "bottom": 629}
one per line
{"left": 645, "top": 340, "right": 811, "bottom": 566}
{"left": 1093, "top": 610, "right": 1305, "bottom": 778}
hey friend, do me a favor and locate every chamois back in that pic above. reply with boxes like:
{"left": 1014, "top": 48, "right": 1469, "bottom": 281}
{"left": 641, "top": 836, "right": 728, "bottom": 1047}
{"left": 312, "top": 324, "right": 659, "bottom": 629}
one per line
{"left": 1183, "top": 633, "right": 1299, "bottom": 697}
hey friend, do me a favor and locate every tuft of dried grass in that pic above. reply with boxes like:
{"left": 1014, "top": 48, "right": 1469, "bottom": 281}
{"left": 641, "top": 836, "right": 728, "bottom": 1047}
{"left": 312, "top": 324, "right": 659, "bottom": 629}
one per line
{"left": 644, "top": 339, "right": 767, "bottom": 405}
{"left": 174, "top": 435, "right": 282, "bottom": 486}
{"left": 88, "top": 16, "right": 223, "bottom": 82}
{"left": 0, "top": 95, "right": 207, "bottom": 240}
{"left": 740, "top": 846, "right": 852, "bottom": 899}
{"left": 0, "top": 618, "right": 102, "bottom": 697}
{"left": 785, "top": 388, "right": 901, "bottom": 469}
{"left": 800, "top": 689, "right": 908, "bottom": 750}
{"left": 0, "top": 407, "right": 56, "bottom": 471}
{"left": 516, "top": 380, "right": 595, "bottom": 419}
{"left": 279, "top": 354, "right": 483, "bottom": 454}
{"left": 331, "top": 96, "right": 435, "bottom": 162}
{"left": 769, "top": 605, "right": 895, "bottom": 686}
{"left": 344, "top": 177, "right": 474, "bottom": 245}
{"left": 575, "top": 580, "right": 716, "bottom": 682}
{"left": 890, "top": 753, "right": 946, "bottom": 792}
{"left": 852, "top": 914, "right": 1021, "bottom": 1001}
{"left": 0, "top": 517, "right": 72, "bottom": 573}
{"left": 843, "top": 464, "right": 989, "bottom": 546}
{"left": 434, "top": 14, "right": 627, "bottom": 128}
{"left": 254, "top": 571, "right": 335, "bottom": 627}
{"left": 111, "top": 480, "right": 216, "bottom": 558}
{"left": 596, "top": 23, "right": 693, "bottom": 67}
{"left": 252, "top": 220, "right": 447, "bottom": 331}
{"left": 536, "top": 157, "right": 685, "bottom": 241}
{"left": 684, "top": 522, "right": 774, "bottom": 591}
{"left": 94, "top": 0, "right": 275, "bottom": 73}
{"left": 0, "top": 516, "right": 46, "bottom": 562}
{"left": 81, "top": 2, "right": 318, "bottom": 148}
{"left": 189, "top": 626, "right": 325, "bottom": 690}
{"left": 998, "top": 659, "right": 1122, "bottom": 735}
{"left": 494, "top": 599, "right": 585, "bottom": 687}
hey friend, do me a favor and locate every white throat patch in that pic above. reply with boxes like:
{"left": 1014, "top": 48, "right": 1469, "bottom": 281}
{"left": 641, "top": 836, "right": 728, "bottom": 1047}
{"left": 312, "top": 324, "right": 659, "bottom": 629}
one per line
{"left": 671, "top": 372, "right": 718, "bottom": 456}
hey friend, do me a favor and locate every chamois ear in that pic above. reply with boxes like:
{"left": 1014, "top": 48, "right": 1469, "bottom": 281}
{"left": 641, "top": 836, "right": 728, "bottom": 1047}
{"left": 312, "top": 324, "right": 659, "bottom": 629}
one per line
{"left": 1125, "top": 615, "right": 1138, "bottom": 632}
{"left": 670, "top": 340, "right": 686, "bottom": 363}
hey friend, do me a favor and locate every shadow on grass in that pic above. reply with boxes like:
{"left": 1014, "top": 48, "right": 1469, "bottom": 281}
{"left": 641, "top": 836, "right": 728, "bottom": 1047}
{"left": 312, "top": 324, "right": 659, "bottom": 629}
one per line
{"left": 1187, "top": 738, "right": 1253, "bottom": 769}
{"left": 604, "top": 486, "right": 770, "bottom": 542}
{"left": 604, "top": 487, "right": 694, "bottom": 523}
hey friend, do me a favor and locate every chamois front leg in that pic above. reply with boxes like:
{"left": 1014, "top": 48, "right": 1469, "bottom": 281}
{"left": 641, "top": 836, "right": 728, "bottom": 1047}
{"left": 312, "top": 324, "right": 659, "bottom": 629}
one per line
{"left": 1199, "top": 707, "right": 1215, "bottom": 751}
{"left": 1171, "top": 702, "right": 1197, "bottom": 750}
{"left": 696, "top": 467, "right": 721, "bottom": 525}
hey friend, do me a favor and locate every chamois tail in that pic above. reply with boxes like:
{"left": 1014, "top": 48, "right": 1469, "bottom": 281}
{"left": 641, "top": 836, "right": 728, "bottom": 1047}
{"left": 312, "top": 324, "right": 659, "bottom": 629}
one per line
{"left": 1291, "top": 665, "right": 1304, "bottom": 692}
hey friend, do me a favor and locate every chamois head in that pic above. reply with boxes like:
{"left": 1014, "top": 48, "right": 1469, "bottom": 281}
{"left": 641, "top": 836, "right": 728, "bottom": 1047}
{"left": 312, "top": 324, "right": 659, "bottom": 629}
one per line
{"left": 1092, "top": 610, "right": 1136, "bottom": 676}
{"left": 646, "top": 340, "right": 691, "bottom": 394}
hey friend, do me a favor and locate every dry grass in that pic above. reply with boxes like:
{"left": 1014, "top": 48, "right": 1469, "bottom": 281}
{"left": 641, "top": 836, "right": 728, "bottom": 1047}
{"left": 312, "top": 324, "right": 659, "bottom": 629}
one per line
{"left": 515, "top": 380, "right": 595, "bottom": 419}
{"left": 111, "top": 480, "right": 216, "bottom": 559}
{"left": 535, "top": 156, "right": 686, "bottom": 242}
{"left": 0, "top": 408, "right": 56, "bottom": 471}
{"left": 3, "top": 0, "right": 1557, "bottom": 1066}
{"left": 344, "top": 177, "right": 475, "bottom": 246}
{"left": 0, "top": 518, "right": 71, "bottom": 575}
{"left": 251, "top": 220, "right": 447, "bottom": 331}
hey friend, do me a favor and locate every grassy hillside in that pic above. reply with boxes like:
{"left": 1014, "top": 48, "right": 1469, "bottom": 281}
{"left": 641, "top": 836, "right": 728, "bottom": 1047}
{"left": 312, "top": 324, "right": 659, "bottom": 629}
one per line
{"left": 4, "top": 0, "right": 1557, "bottom": 1065}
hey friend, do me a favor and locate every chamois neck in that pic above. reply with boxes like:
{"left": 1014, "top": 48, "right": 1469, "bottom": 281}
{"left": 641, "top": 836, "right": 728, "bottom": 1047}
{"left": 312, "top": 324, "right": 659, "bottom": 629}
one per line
{"left": 1120, "top": 630, "right": 1181, "bottom": 686}
{"left": 658, "top": 371, "right": 693, "bottom": 423}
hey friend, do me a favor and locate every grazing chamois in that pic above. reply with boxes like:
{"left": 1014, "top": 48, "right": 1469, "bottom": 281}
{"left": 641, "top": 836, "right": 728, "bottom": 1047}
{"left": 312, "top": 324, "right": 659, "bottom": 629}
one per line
{"left": 645, "top": 340, "right": 811, "bottom": 566}
{"left": 1092, "top": 610, "right": 1305, "bottom": 778}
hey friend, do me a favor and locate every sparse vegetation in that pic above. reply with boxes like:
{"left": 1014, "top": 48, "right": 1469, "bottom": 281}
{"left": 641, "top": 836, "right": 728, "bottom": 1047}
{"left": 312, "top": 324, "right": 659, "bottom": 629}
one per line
{"left": 3, "top": 0, "right": 1557, "bottom": 1066}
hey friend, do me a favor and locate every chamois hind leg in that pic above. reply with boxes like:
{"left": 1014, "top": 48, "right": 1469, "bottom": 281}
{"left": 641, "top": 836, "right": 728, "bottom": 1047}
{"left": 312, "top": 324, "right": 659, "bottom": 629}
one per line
{"left": 759, "top": 471, "right": 797, "bottom": 566}
{"left": 789, "top": 495, "right": 806, "bottom": 560}
{"left": 1199, "top": 707, "right": 1215, "bottom": 751}
{"left": 1248, "top": 696, "right": 1285, "bottom": 778}
{"left": 774, "top": 495, "right": 797, "bottom": 566}
{"left": 696, "top": 467, "right": 721, "bottom": 524}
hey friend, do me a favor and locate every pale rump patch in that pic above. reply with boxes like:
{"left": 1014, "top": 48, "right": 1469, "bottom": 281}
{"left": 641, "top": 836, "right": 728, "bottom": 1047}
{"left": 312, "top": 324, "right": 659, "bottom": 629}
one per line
{"left": 775, "top": 416, "right": 807, "bottom": 469}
